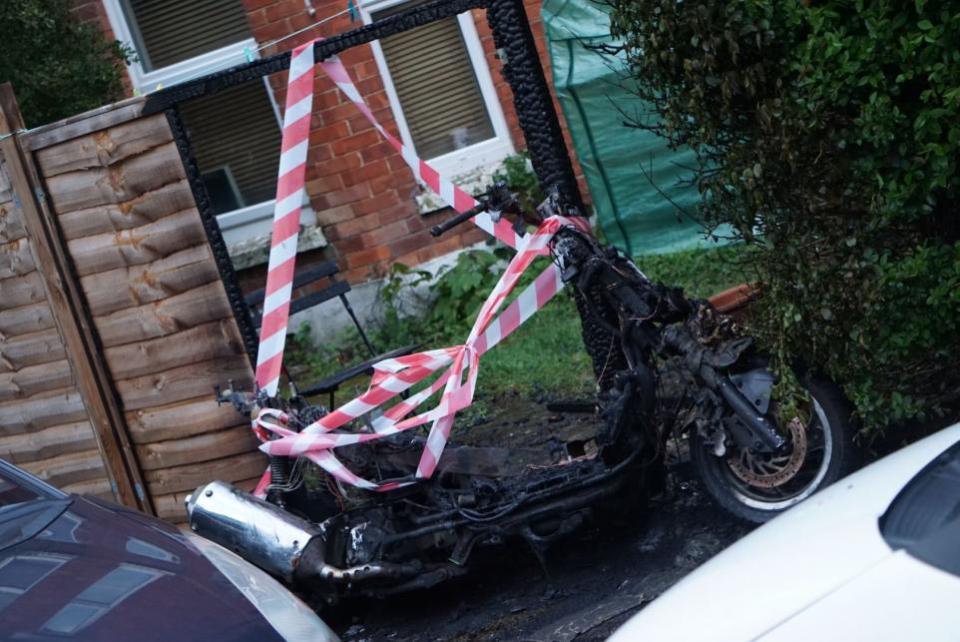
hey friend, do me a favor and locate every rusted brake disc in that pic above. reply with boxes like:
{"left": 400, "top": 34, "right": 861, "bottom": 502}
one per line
{"left": 726, "top": 417, "right": 807, "bottom": 488}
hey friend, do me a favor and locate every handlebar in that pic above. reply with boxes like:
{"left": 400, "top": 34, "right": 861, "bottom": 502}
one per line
{"left": 430, "top": 205, "right": 485, "bottom": 237}
{"left": 426, "top": 182, "right": 585, "bottom": 239}
{"left": 429, "top": 182, "right": 520, "bottom": 238}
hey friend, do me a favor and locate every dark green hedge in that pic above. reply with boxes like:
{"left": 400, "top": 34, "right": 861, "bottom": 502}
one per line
{"left": 609, "top": 0, "right": 960, "bottom": 432}
{"left": 0, "top": 0, "right": 131, "bottom": 127}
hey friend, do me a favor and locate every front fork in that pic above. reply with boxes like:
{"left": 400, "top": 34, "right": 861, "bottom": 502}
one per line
{"left": 553, "top": 229, "right": 786, "bottom": 456}
{"left": 658, "top": 325, "right": 785, "bottom": 454}
{"left": 698, "top": 363, "right": 786, "bottom": 453}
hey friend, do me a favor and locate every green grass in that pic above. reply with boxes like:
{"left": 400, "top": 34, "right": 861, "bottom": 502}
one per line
{"left": 287, "top": 245, "right": 749, "bottom": 404}
{"left": 636, "top": 245, "right": 755, "bottom": 299}
{"left": 475, "top": 292, "right": 595, "bottom": 397}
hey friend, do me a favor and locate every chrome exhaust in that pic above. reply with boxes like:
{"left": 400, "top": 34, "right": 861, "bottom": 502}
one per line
{"left": 185, "top": 481, "right": 421, "bottom": 587}
{"left": 186, "top": 481, "right": 321, "bottom": 583}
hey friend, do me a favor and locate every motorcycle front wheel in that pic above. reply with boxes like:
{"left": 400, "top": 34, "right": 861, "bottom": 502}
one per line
{"left": 689, "top": 376, "right": 858, "bottom": 524}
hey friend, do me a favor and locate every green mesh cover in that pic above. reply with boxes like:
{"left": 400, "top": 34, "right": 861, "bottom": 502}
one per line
{"left": 543, "top": 0, "right": 719, "bottom": 255}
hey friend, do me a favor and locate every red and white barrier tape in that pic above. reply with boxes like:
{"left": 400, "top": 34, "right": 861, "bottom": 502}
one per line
{"left": 255, "top": 42, "right": 318, "bottom": 397}
{"left": 252, "top": 39, "right": 589, "bottom": 494}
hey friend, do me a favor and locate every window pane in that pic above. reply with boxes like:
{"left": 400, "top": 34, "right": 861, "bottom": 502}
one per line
{"left": 120, "top": 0, "right": 251, "bottom": 72}
{"left": 179, "top": 82, "right": 283, "bottom": 214}
{"left": 374, "top": 4, "right": 495, "bottom": 159}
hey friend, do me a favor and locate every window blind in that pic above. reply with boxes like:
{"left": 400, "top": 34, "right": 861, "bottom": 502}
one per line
{"left": 179, "top": 82, "right": 282, "bottom": 214}
{"left": 121, "top": 0, "right": 251, "bottom": 71}
{"left": 373, "top": 5, "right": 495, "bottom": 159}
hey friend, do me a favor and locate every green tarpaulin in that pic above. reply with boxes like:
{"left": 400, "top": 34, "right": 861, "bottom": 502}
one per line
{"left": 543, "top": 0, "right": 717, "bottom": 256}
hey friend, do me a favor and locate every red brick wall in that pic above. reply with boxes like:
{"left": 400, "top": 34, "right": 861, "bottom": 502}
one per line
{"left": 91, "top": 0, "right": 588, "bottom": 286}
{"left": 241, "top": 0, "right": 499, "bottom": 285}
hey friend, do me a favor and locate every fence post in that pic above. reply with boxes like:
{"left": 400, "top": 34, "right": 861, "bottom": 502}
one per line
{"left": 0, "top": 83, "right": 153, "bottom": 514}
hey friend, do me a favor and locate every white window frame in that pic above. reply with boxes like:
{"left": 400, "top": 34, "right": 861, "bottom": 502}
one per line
{"left": 360, "top": 0, "right": 514, "bottom": 177}
{"left": 100, "top": 0, "right": 313, "bottom": 248}
{"left": 100, "top": 1, "right": 258, "bottom": 92}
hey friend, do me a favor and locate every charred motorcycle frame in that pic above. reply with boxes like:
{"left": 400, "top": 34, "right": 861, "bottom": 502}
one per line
{"left": 150, "top": 0, "right": 856, "bottom": 599}
{"left": 189, "top": 185, "right": 855, "bottom": 599}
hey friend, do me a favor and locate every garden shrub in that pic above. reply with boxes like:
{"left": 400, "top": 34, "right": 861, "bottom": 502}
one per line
{"left": 378, "top": 249, "right": 511, "bottom": 347}
{"left": 0, "top": 0, "right": 132, "bottom": 127}
{"left": 491, "top": 151, "right": 545, "bottom": 213}
{"left": 608, "top": 0, "right": 960, "bottom": 432}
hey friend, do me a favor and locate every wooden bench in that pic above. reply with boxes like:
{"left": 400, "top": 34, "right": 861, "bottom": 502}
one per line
{"left": 244, "top": 260, "right": 417, "bottom": 406}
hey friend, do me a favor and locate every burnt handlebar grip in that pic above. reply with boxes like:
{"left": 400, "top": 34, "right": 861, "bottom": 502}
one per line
{"left": 430, "top": 207, "right": 483, "bottom": 237}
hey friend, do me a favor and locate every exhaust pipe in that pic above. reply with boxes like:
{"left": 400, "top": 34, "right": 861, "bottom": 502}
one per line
{"left": 185, "top": 481, "right": 420, "bottom": 586}
{"left": 186, "top": 481, "right": 321, "bottom": 583}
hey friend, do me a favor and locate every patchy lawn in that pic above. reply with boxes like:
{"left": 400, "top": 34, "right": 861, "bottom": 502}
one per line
{"left": 287, "top": 244, "right": 748, "bottom": 407}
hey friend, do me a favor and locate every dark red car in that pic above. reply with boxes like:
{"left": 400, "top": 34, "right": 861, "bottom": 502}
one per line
{"left": 0, "top": 459, "right": 337, "bottom": 641}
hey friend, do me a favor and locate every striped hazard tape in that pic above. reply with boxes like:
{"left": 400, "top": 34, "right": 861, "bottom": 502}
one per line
{"left": 252, "top": 39, "right": 590, "bottom": 494}
{"left": 254, "top": 41, "right": 317, "bottom": 398}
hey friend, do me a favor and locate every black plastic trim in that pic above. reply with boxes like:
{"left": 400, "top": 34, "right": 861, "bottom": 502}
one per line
{"left": 879, "top": 438, "right": 960, "bottom": 578}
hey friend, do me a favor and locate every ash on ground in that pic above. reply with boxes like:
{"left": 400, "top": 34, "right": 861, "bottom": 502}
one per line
{"left": 325, "top": 393, "right": 754, "bottom": 641}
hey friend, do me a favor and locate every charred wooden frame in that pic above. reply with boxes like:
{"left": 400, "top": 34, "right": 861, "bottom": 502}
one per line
{"left": 147, "top": 0, "right": 583, "bottom": 365}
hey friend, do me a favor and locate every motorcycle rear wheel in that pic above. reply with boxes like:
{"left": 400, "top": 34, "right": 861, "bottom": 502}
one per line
{"left": 689, "top": 376, "right": 858, "bottom": 523}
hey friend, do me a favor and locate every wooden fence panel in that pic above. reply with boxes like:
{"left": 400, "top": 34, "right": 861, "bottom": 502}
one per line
{"left": 22, "top": 99, "right": 261, "bottom": 524}
{"left": 0, "top": 86, "right": 262, "bottom": 524}
{"left": 80, "top": 245, "right": 221, "bottom": 316}
{"left": 0, "top": 153, "right": 114, "bottom": 504}
{"left": 0, "top": 360, "right": 75, "bottom": 402}
{"left": 57, "top": 179, "right": 195, "bottom": 240}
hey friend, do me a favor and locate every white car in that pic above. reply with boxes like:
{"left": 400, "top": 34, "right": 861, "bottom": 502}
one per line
{"left": 612, "top": 422, "right": 960, "bottom": 642}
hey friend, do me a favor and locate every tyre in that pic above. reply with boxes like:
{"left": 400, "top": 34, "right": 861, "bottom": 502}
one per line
{"left": 690, "top": 375, "right": 858, "bottom": 523}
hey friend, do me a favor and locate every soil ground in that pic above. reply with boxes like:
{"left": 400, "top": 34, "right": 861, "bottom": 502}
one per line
{"left": 324, "top": 394, "right": 757, "bottom": 641}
